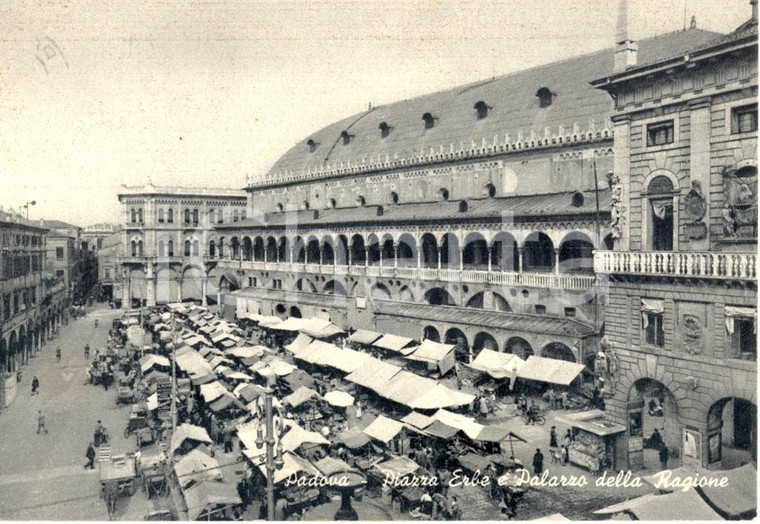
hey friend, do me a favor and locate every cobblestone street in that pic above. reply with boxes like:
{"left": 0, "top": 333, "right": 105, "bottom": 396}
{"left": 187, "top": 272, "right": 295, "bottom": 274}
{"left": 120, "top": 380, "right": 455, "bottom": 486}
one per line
{"left": 0, "top": 306, "right": 149, "bottom": 521}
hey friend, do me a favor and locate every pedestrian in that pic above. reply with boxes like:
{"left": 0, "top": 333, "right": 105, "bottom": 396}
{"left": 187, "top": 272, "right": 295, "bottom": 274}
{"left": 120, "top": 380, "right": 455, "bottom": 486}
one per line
{"left": 449, "top": 496, "right": 462, "bottom": 520}
{"left": 56, "top": 346, "right": 62, "bottom": 361}
{"left": 94, "top": 420, "right": 103, "bottom": 446}
{"left": 560, "top": 444, "right": 569, "bottom": 465}
{"left": 479, "top": 396, "right": 489, "bottom": 419}
{"left": 549, "top": 426, "right": 558, "bottom": 448}
{"left": 84, "top": 442, "right": 96, "bottom": 469}
{"left": 564, "top": 429, "right": 573, "bottom": 448}
{"left": 84, "top": 344, "right": 90, "bottom": 358}
{"left": 31, "top": 376, "right": 40, "bottom": 396}
{"left": 438, "top": 468, "right": 451, "bottom": 497}
{"left": 659, "top": 444, "right": 669, "bottom": 469}
{"left": 560, "top": 390, "right": 569, "bottom": 409}
{"left": 37, "top": 410, "right": 48, "bottom": 434}
{"left": 547, "top": 388, "right": 556, "bottom": 410}
{"left": 532, "top": 448, "right": 544, "bottom": 475}
{"left": 355, "top": 400, "right": 363, "bottom": 420}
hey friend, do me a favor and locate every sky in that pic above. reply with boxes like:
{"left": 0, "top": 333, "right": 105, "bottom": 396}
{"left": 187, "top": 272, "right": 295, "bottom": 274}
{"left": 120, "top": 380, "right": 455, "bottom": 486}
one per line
{"left": 0, "top": 0, "right": 752, "bottom": 226}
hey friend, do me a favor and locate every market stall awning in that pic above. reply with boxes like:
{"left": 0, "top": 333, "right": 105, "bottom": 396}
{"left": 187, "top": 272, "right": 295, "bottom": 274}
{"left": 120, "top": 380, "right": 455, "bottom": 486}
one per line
{"left": 200, "top": 381, "right": 229, "bottom": 403}
{"left": 257, "top": 452, "right": 320, "bottom": 484}
{"left": 258, "top": 316, "right": 283, "bottom": 329}
{"left": 516, "top": 356, "right": 587, "bottom": 386}
{"left": 406, "top": 340, "right": 456, "bottom": 375}
{"left": 182, "top": 480, "right": 242, "bottom": 521}
{"left": 281, "top": 369, "right": 316, "bottom": 391}
{"left": 272, "top": 316, "right": 309, "bottom": 332}
{"left": 432, "top": 409, "right": 483, "bottom": 440}
{"left": 174, "top": 448, "right": 223, "bottom": 488}
{"left": 409, "top": 384, "right": 476, "bottom": 410}
{"left": 208, "top": 392, "right": 245, "bottom": 413}
{"left": 140, "top": 354, "right": 170, "bottom": 373}
{"left": 314, "top": 457, "right": 353, "bottom": 478}
{"left": 234, "top": 383, "right": 263, "bottom": 404}
{"left": 696, "top": 464, "right": 756, "bottom": 519}
{"left": 176, "top": 350, "right": 215, "bottom": 376}
{"left": 283, "top": 386, "right": 322, "bottom": 408}
{"left": 345, "top": 360, "right": 402, "bottom": 391}
{"left": 377, "top": 371, "right": 437, "bottom": 407}
{"left": 225, "top": 346, "right": 266, "bottom": 360}
{"left": 284, "top": 333, "right": 314, "bottom": 355}
{"left": 422, "top": 420, "right": 461, "bottom": 439}
{"left": 374, "top": 456, "right": 420, "bottom": 478}
{"left": 299, "top": 318, "right": 345, "bottom": 339}
{"left": 372, "top": 334, "right": 417, "bottom": 354}
{"left": 199, "top": 346, "right": 223, "bottom": 358}
{"left": 338, "top": 429, "right": 371, "bottom": 449}
{"left": 362, "top": 415, "right": 406, "bottom": 443}
{"left": 170, "top": 423, "right": 213, "bottom": 455}
{"left": 400, "top": 411, "right": 434, "bottom": 430}
{"left": 469, "top": 349, "right": 525, "bottom": 379}
{"left": 347, "top": 329, "right": 382, "bottom": 346}
{"left": 474, "top": 424, "right": 527, "bottom": 443}
{"left": 593, "top": 490, "right": 723, "bottom": 520}
{"left": 323, "top": 390, "right": 354, "bottom": 407}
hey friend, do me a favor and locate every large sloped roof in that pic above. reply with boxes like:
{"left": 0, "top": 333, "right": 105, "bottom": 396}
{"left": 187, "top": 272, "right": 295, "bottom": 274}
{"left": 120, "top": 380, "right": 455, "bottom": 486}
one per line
{"left": 262, "top": 28, "right": 719, "bottom": 183}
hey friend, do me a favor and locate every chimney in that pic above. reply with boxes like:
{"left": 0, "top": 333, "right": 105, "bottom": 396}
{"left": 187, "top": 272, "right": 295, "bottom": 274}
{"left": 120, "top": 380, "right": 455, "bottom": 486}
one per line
{"left": 614, "top": 0, "right": 638, "bottom": 73}
{"left": 752, "top": 0, "right": 758, "bottom": 23}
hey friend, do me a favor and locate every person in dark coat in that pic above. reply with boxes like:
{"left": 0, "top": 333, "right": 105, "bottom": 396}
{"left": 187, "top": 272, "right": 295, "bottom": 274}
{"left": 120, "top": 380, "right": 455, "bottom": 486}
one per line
{"left": 84, "top": 442, "right": 96, "bottom": 469}
{"left": 532, "top": 448, "right": 544, "bottom": 475}
{"left": 31, "top": 376, "right": 40, "bottom": 395}
{"left": 549, "top": 426, "right": 558, "bottom": 448}
{"left": 659, "top": 444, "right": 669, "bottom": 469}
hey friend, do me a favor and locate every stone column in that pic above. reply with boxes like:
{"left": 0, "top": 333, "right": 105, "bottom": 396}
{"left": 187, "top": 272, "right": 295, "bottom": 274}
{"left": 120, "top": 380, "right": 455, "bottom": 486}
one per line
{"left": 177, "top": 276, "right": 183, "bottom": 303}
{"left": 554, "top": 248, "right": 560, "bottom": 275}
{"left": 201, "top": 277, "right": 208, "bottom": 306}
{"left": 487, "top": 243, "right": 493, "bottom": 272}
{"left": 122, "top": 267, "right": 131, "bottom": 308}
{"left": 364, "top": 248, "right": 369, "bottom": 268}
{"left": 437, "top": 247, "right": 442, "bottom": 270}
{"left": 145, "top": 263, "right": 156, "bottom": 307}
{"left": 518, "top": 247, "right": 524, "bottom": 273}
{"left": 394, "top": 244, "right": 399, "bottom": 268}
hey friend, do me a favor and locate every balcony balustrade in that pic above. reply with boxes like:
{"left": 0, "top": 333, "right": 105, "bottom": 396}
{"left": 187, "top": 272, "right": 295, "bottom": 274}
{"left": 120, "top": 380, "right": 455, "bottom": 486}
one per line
{"left": 594, "top": 250, "right": 757, "bottom": 280}
{"left": 215, "top": 259, "right": 596, "bottom": 291}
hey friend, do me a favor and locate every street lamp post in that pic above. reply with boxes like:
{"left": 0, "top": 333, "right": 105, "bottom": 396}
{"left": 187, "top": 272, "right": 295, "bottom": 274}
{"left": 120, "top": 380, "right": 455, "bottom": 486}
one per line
{"left": 23, "top": 200, "right": 36, "bottom": 220}
{"left": 256, "top": 375, "right": 285, "bottom": 521}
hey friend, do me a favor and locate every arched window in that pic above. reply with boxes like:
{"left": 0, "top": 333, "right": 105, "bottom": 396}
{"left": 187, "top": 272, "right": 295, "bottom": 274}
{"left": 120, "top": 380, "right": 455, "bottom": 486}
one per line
{"left": 647, "top": 176, "right": 675, "bottom": 251}
{"left": 209, "top": 240, "right": 216, "bottom": 257}
{"left": 217, "top": 211, "right": 223, "bottom": 224}
{"left": 184, "top": 209, "right": 190, "bottom": 224}
{"left": 379, "top": 122, "right": 391, "bottom": 138}
{"left": 572, "top": 192, "right": 584, "bottom": 207}
{"left": 158, "top": 240, "right": 165, "bottom": 256}
{"left": 302, "top": 200, "right": 310, "bottom": 210}
{"left": 390, "top": 192, "right": 399, "bottom": 204}
{"left": 168, "top": 240, "right": 174, "bottom": 256}
{"left": 137, "top": 240, "right": 143, "bottom": 256}
{"left": 137, "top": 209, "right": 143, "bottom": 223}
{"left": 158, "top": 208, "right": 165, "bottom": 223}
{"left": 184, "top": 240, "right": 191, "bottom": 257}
{"left": 277, "top": 203, "right": 284, "bottom": 213}
{"left": 327, "top": 198, "right": 336, "bottom": 209}
{"left": 130, "top": 209, "right": 136, "bottom": 223}
{"left": 241, "top": 209, "right": 247, "bottom": 220}
{"left": 474, "top": 101, "right": 490, "bottom": 119}
{"left": 233, "top": 210, "right": 239, "bottom": 222}
{"left": 536, "top": 87, "right": 555, "bottom": 108}
{"left": 422, "top": 112, "right": 436, "bottom": 129}
{"left": 439, "top": 188, "right": 449, "bottom": 201}
{"left": 483, "top": 183, "right": 496, "bottom": 198}
{"left": 167, "top": 208, "right": 174, "bottom": 223}
{"left": 356, "top": 196, "right": 366, "bottom": 207}
{"left": 131, "top": 241, "right": 137, "bottom": 257}
{"left": 192, "top": 209, "right": 199, "bottom": 224}
{"left": 459, "top": 200, "right": 468, "bottom": 212}
{"left": 307, "top": 139, "right": 317, "bottom": 153}
{"left": 340, "top": 131, "right": 353, "bottom": 145}
{"left": 208, "top": 209, "right": 215, "bottom": 224}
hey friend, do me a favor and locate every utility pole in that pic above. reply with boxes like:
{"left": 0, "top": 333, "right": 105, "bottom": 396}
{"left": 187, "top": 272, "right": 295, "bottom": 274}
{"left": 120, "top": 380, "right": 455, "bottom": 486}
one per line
{"left": 170, "top": 310, "right": 177, "bottom": 461}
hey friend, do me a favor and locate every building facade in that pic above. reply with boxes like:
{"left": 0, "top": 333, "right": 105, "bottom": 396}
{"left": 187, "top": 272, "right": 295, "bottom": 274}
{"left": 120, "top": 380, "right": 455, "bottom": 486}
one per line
{"left": 116, "top": 184, "right": 248, "bottom": 308}
{"left": 82, "top": 222, "right": 117, "bottom": 252}
{"left": 593, "top": 6, "right": 757, "bottom": 470}
{"left": 97, "top": 232, "right": 122, "bottom": 303}
{"left": 209, "top": 25, "right": 723, "bottom": 367}
{"left": 0, "top": 211, "right": 67, "bottom": 408}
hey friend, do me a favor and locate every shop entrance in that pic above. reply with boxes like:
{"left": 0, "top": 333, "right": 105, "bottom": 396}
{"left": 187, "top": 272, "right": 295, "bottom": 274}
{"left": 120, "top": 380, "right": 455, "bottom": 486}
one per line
{"left": 707, "top": 398, "right": 757, "bottom": 469}
{"left": 627, "top": 378, "right": 680, "bottom": 471}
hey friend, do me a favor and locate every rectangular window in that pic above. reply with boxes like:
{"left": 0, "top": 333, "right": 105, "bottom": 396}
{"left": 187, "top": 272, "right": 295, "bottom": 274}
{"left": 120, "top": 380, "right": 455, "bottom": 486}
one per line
{"left": 732, "top": 105, "right": 758, "bottom": 134}
{"left": 564, "top": 307, "right": 576, "bottom": 317}
{"left": 104, "top": 269, "right": 110, "bottom": 279}
{"left": 56, "top": 247, "right": 64, "bottom": 259}
{"left": 534, "top": 304, "right": 546, "bottom": 314}
{"left": 643, "top": 312, "right": 665, "bottom": 347}
{"left": 646, "top": 120, "right": 674, "bottom": 147}
{"left": 56, "top": 270, "right": 64, "bottom": 277}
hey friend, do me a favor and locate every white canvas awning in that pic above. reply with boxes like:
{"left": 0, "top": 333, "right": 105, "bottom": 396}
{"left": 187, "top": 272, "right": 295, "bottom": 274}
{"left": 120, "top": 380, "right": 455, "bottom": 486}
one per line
{"left": 516, "top": 356, "right": 587, "bottom": 386}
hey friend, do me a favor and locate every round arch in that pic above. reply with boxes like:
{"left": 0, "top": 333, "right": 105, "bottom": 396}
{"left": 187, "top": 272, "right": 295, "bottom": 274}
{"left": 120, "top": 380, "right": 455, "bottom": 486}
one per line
{"left": 541, "top": 342, "right": 576, "bottom": 362}
{"left": 398, "top": 285, "right": 415, "bottom": 302}
{"left": 397, "top": 233, "right": 417, "bottom": 267}
{"left": 505, "top": 337, "right": 533, "bottom": 360}
{"left": 559, "top": 231, "right": 595, "bottom": 273}
{"left": 491, "top": 232, "right": 518, "bottom": 272}
{"left": 155, "top": 267, "right": 179, "bottom": 304}
{"left": 707, "top": 397, "right": 757, "bottom": 467}
{"left": 462, "top": 232, "right": 489, "bottom": 269}
{"left": 181, "top": 266, "right": 204, "bottom": 301}
{"left": 493, "top": 292, "right": 511, "bottom": 312}
{"left": 627, "top": 378, "right": 680, "bottom": 471}
{"left": 370, "top": 283, "right": 391, "bottom": 300}
{"left": 323, "top": 280, "right": 347, "bottom": 296}
{"left": 296, "top": 278, "right": 317, "bottom": 293}
{"left": 424, "top": 288, "right": 456, "bottom": 306}
{"left": 421, "top": 233, "right": 438, "bottom": 268}
{"left": 465, "top": 292, "right": 484, "bottom": 309}
{"left": 289, "top": 306, "right": 302, "bottom": 318}
{"left": 423, "top": 326, "right": 440, "bottom": 342}
{"left": 523, "top": 232, "right": 554, "bottom": 271}
{"left": 350, "top": 235, "right": 366, "bottom": 266}
{"left": 473, "top": 332, "right": 499, "bottom": 359}
{"left": 445, "top": 328, "right": 469, "bottom": 363}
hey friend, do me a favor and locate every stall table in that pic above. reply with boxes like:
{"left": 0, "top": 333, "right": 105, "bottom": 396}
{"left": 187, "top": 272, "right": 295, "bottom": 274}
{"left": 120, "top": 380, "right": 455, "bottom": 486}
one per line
{"left": 100, "top": 455, "right": 137, "bottom": 497}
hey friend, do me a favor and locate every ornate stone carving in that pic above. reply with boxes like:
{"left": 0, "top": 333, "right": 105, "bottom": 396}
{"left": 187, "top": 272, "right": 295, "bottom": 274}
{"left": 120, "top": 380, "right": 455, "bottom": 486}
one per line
{"left": 722, "top": 165, "right": 758, "bottom": 239}
{"left": 607, "top": 172, "right": 625, "bottom": 239}
{"left": 682, "top": 314, "right": 703, "bottom": 355}
{"left": 684, "top": 180, "right": 707, "bottom": 240}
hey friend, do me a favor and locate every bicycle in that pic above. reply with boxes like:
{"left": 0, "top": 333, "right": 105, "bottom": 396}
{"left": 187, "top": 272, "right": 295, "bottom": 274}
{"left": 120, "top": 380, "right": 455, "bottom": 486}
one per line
{"left": 522, "top": 411, "right": 546, "bottom": 426}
